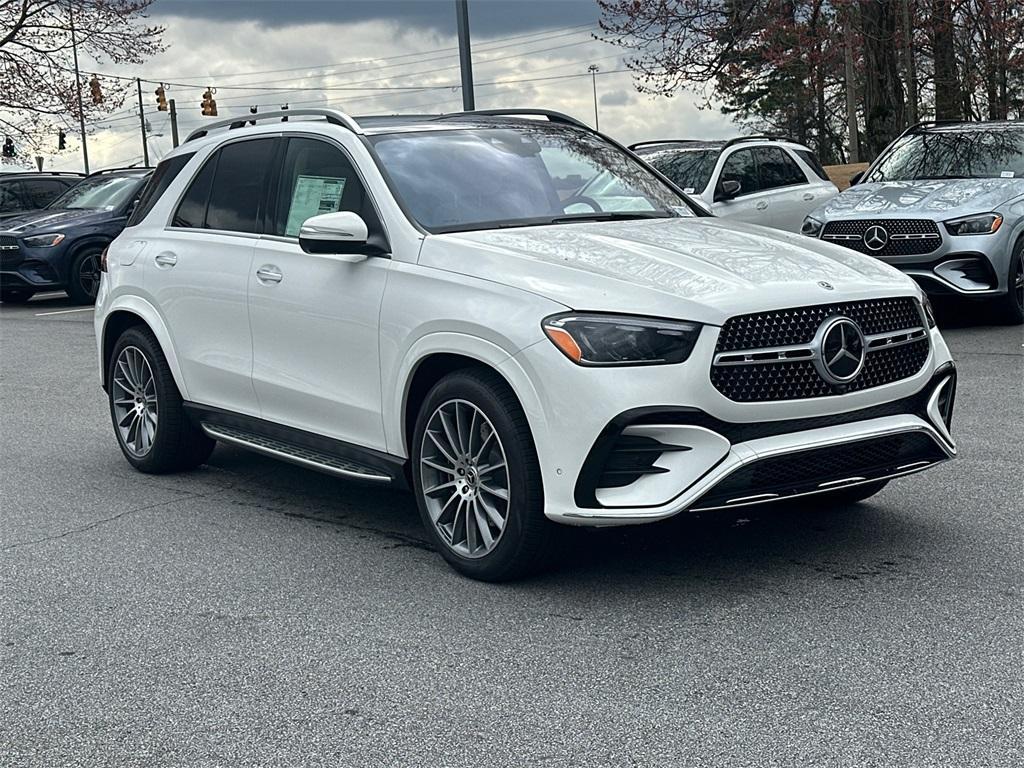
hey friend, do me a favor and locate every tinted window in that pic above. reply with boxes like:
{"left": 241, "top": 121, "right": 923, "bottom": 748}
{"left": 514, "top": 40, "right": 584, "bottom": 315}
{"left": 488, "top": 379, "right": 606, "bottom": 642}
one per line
{"left": 172, "top": 155, "right": 216, "bottom": 228}
{"left": 720, "top": 149, "right": 759, "bottom": 195}
{"left": 371, "top": 126, "right": 690, "bottom": 233}
{"left": 645, "top": 149, "right": 720, "bottom": 193}
{"left": 865, "top": 129, "right": 1024, "bottom": 181}
{"left": 20, "top": 179, "right": 68, "bottom": 208}
{"left": 0, "top": 181, "right": 23, "bottom": 212}
{"left": 271, "top": 138, "right": 367, "bottom": 236}
{"left": 795, "top": 149, "right": 830, "bottom": 181}
{"left": 756, "top": 147, "right": 807, "bottom": 189}
{"left": 129, "top": 153, "right": 194, "bottom": 227}
{"left": 206, "top": 138, "right": 276, "bottom": 232}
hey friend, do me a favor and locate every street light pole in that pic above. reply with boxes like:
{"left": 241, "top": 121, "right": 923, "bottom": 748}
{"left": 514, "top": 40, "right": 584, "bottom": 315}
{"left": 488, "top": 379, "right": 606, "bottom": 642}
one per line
{"left": 136, "top": 78, "right": 149, "bottom": 167}
{"left": 588, "top": 64, "right": 600, "bottom": 131}
{"left": 455, "top": 0, "right": 475, "bottom": 111}
{"left": 69, "top": 2, "right": 89, "bottom": 174}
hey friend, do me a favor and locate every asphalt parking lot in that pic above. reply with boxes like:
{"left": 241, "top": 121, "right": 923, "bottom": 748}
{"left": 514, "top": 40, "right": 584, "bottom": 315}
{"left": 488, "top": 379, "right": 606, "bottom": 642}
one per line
{"left": 1, "top": 293, "right": 1021, "bottom": 767}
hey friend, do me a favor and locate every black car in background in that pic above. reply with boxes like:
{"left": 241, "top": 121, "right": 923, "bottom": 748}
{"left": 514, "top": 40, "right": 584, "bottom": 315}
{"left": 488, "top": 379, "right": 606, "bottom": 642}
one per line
{"left": 0, "top": 172, "right": 84, "bottom": 219}
{"left": 0, "top": 167, "right": 152, "bottom": 304}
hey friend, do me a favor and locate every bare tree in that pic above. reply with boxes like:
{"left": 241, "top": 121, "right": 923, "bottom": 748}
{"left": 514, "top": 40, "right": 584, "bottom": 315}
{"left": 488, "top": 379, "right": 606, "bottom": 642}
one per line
{"left": 0, "top": 0, "right": 165, "bottom": 157}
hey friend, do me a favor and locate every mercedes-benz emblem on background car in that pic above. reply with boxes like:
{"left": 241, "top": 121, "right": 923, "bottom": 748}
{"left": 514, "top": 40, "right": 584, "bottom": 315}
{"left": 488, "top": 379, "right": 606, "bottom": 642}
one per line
{"left": 814, "top": 317, "right": 866, "bottom": 385}
{"left": 863, "top": 224, "right": 890, "bottom": 251}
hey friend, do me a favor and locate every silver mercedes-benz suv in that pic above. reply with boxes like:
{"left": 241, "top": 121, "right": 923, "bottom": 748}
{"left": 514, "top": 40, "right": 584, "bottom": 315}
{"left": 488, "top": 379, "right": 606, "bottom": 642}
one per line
{"left": 802, "top": 120, "right": 1024, "bottom": 324}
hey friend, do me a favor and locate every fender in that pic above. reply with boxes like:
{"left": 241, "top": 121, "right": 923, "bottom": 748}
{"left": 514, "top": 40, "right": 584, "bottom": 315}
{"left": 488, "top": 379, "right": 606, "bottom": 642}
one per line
{"left": 63, "top": 235, "right": 115, "bottom": 282}
{"left": 99, "top": 293, "right": 190, "bottom": 400}
{"left": 386, "top": 331, "right": 547, "bottom": 459}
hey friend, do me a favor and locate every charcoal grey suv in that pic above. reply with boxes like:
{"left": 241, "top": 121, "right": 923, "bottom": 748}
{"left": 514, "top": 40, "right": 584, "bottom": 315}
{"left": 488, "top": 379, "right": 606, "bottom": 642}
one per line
{"left": 802, "top": 121, "right": 1024, "bottom": 323}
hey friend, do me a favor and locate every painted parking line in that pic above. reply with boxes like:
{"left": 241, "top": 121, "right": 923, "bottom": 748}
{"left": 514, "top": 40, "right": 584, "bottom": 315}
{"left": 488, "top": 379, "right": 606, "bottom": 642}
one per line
{"left": 34, "top": 307, "right": 95, "bottom": 317}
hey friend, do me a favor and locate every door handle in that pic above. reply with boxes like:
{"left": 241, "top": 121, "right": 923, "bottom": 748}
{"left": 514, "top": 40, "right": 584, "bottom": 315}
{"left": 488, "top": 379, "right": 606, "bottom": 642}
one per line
{"left": 256, "top": 265, "right": 283, "bottom": 284}
{"left": 802, "top": 192, "right": 815, "bottom": 201}
{"left": 154, "top": 252, "right": 177, "bottom": 268}
{"left": 755, "top": 201, "right": 768, "bottom": 210}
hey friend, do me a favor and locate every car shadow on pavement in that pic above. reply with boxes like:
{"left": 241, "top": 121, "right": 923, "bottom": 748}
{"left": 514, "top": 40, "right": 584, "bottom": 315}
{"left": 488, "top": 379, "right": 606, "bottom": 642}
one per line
{"left": 205, "top": 443, "right": 941, "bottom": 591}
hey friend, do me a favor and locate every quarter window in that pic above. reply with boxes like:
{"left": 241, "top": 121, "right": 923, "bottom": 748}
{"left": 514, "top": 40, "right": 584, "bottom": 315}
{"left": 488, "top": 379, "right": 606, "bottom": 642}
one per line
{"left": 270, "top": 138, "right": 369, "bottom": 237}
{"left": 129, "top": 153, "right": 194, "bottom": 226}
{"left": 755, "top": 147, "right": 808, "bottom": 189}
{"left": 720, "top": 149, "right": 759, "bottom": 195}
{"left": 172, "top": 155, "right": 215, "bottom": 228}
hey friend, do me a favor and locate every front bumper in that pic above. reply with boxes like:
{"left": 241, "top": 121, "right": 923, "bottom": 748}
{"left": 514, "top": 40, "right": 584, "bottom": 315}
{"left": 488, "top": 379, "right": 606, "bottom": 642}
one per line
{"left": 508, "top": 325, "right": 956, "bottom": 526}
{"left": 0, "top": 241, "right": 67, "bottom": 291}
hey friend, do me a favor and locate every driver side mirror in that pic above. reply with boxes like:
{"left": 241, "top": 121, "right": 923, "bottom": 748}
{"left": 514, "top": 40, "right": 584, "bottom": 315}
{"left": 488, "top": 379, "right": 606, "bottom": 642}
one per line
{"left": 848, "top": 171, "right": 864, "bottom": 186}
{"left": 298, "top": 211, "right": 388, "bottom": 260}
{"left": 715, "top": 179, "right": 742, "bottom": 202}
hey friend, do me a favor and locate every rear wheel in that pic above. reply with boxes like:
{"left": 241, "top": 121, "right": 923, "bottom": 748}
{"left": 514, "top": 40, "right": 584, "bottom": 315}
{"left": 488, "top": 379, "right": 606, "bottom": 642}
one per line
{"left": 411, "top": 368, "right": 554, "bottom": 581}
{"left": 0, "top": 289, "right": 33, "bottom": 304}
{"left": 67, "top": 245, "right": 104, "bottom": 304}
{"left": 108, "top": 326, "right": 214, "bottom": 473}
{"left": 995, "top": 240, "right": 1024, "bottom": 325}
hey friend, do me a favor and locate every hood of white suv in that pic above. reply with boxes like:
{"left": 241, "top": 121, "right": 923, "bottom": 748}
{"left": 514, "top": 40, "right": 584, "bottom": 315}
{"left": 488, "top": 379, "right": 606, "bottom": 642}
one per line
{"left": 812, "top": 178, "right": 1024, "bottom": 220}
{"left": 422, "top": 217, "right": 916, "bottom": 325}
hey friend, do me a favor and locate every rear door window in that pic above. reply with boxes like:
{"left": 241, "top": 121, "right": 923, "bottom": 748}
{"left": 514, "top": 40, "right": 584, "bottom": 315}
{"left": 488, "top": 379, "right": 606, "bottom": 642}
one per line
{"left": 719, "top": 149, "right": 760, "bottom": 196}
{"left": 205, "top": 139, "right": 276, "bottom": 232}
{"left": 755, "top": 147, "right": 808, "bottom": 189}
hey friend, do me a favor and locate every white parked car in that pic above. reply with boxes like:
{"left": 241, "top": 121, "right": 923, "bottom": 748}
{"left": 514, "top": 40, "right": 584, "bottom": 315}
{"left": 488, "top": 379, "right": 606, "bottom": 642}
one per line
{"left": 95, "top": 109, "right": 956, "bottom": 581}
{"left": 631, "top": 136, "right": 839, "bottom": 231}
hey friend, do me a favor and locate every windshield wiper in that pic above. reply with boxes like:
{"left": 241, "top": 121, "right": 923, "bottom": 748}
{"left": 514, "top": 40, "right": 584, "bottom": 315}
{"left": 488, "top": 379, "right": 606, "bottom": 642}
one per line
{"left": 549, "top": 211, "right": 676, "bottom": 224}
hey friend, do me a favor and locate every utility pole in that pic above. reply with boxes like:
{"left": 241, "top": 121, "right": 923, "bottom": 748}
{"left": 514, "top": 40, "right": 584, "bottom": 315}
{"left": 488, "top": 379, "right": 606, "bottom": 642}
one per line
{"left": 69, "top": 3, "right": 89, "bottom": 174}
{"left": 455, "top": 0, "right": 474, "bottom": 111}
{"left": 136, "top": 78, "right": 150, "bottom": 167}
{"left": 169, "top": 99, "right": 179, "bottom": 147}
{"left": 588, "top": 65, "right": 600, "bottom": 131}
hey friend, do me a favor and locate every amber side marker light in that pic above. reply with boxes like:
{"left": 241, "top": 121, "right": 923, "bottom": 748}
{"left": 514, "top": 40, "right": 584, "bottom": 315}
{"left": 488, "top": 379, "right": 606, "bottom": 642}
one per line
{"left": 544, "top": 326, "right": 583, "bottom": 363}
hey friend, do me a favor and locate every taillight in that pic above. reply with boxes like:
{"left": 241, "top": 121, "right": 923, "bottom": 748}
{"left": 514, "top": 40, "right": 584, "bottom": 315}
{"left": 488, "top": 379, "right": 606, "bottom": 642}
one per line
{"left": 100, "top": 246, "right": 109, "bottom": 272}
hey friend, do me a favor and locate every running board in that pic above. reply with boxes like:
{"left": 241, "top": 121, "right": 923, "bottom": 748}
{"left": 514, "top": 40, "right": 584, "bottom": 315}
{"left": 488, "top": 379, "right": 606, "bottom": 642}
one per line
{"left": 201, "top": 423, "right": 392, "bottom": 483}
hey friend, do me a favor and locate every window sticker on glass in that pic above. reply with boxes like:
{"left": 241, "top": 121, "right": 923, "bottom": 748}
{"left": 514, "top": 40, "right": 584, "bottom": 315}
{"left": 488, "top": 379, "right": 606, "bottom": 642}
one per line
{"left": 286, "top": 174, "right": 346, "bottom": 236}
{"left": 1001, "top": 171, "right": 1015, "bottom": 178}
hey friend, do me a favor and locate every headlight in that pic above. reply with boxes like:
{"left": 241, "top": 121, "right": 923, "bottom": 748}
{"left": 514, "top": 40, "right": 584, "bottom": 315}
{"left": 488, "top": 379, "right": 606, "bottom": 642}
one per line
{"left": 919, "top": 293, "right": 937, "bottom": 328}
{"left": 21, "top": 233, "right": 66, "bottom": 248}
{"left": 801, "top": 217, "right": 823, "bottom": 237}
{"left": 943, "top": 213, "right": 1002, "bottom": 236}
{"left": 542, "top": 312, "right": 702, "bottom": 366}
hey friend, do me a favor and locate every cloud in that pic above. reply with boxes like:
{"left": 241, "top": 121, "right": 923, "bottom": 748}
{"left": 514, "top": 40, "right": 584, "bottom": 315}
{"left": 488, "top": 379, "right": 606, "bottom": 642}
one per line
{"left": 42, "top": 8, "right": 738, "bottom": 171}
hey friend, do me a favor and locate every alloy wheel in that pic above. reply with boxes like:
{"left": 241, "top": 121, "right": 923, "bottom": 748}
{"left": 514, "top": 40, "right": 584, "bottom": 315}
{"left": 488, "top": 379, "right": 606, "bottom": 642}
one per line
{"left": 1015, "top": 252, "right": 1023, "bottom": 309}
{"left": 419, "top": 399, "right": 511, "bottom": 558}
{"left": 79, "top": 252, "right": 101, "bottom": 299}
{"left": 112, "top": 346, "right": 158, "bottom": 457}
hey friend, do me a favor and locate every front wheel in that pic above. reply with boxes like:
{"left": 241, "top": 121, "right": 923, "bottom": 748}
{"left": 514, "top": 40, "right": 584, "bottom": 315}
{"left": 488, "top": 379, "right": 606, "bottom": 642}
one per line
{"left": 411, "top": 368, "right": 554, "bottom": 581}
{"left": 995, "top": 240, "right": 1023, "bottom": 325}
{"left": 67, "top": 246, "right": 104, "bottom": 304}
{"left": 108, "top": 326, "right": 214, "bottom": 473}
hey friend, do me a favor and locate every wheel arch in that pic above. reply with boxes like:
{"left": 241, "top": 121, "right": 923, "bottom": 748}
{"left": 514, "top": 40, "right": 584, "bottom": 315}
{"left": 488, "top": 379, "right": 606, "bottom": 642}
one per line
{"left": 99, "top": 297, "right": 188, "bottom": 399}
{"left": 63, "top": 235, "right": 112, "bottom": 282}
{"left": 391, "top": 334, "right": 546, "bottom": 460}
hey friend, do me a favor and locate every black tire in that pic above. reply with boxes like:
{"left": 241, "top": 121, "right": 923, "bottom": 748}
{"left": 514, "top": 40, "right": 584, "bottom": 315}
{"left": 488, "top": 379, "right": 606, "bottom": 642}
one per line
{"left": 411, "top": 368, "right": 555, "bottom": 581}
{"left": 67, "top": 245, "right": 104, "bottom": 304}
{"left": 0, "top": 289, "right": 33, "bottom": 304}
{"left": 108, "top": 326, "right": 214, "bottom": 474}
{"left": 995, "top": 239, "right": 1024, "bottom": 325}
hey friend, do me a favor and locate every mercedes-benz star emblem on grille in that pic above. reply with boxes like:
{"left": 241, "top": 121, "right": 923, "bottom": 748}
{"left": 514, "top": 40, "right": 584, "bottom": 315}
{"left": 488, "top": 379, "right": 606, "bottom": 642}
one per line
{"left": 818, "top": 280, "right": 834, "bottom": 290}
{"left": 814, "top": 317, "right": 866, "bottom": 385}
{"left": 863, "top": 224, "right": 890, "bottom": 251}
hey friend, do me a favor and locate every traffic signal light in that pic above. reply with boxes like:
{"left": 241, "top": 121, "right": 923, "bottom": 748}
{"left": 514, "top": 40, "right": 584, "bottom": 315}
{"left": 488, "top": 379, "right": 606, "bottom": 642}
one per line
{"left": 155, "top": 84, "right": 168, "bottom": 112}
{"left": 2, "top": 136, "right": 14, "bottom": 158}
{"left": 58, "top": 129, "right": 67, "bottom": 151}
{"left": 200, "top": 87, "right": 217, "bottom": 116}
{"left": 89, "top": 75, "right": 103, "bottom": 104}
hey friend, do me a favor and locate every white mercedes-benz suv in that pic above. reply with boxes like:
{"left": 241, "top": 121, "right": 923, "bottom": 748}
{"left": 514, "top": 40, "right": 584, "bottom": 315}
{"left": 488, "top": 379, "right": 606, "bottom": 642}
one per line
{"left": 94, "top": 109, "right": 957, "bottom": 580}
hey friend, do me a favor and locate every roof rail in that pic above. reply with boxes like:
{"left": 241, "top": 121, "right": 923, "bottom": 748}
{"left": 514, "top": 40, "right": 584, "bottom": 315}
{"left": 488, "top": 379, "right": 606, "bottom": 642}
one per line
{"left": 722, "top": 134, "right": 800, "bottom": 148}
{"left": 185, "top": 108, "right": 362, "bottom": 142}
{"left": 3, "top": 170, "right": 85, "bottom": 176}
{"left": 433, "top": 109, "right": 590, "bottom": 130}
{"left": 629, "top": 139, "right": 712, "bottom": 151}
{"left": 87, "top": 165, "right": 153, "bottom": 176}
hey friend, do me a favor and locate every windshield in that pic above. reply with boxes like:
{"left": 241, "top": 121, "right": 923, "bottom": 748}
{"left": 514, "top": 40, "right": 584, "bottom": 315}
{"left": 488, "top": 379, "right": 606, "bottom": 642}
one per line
{"left": 48, "top": 175, "right": 145, "bottom": 210}
{"left": 866, "top": 130, "right": 1024, "bottom": 182}
{"left": 369, "top": 124, "right": 694, "bottom": 233}
{"left": 642, "top": 148, "right": 720, "bottom": 193}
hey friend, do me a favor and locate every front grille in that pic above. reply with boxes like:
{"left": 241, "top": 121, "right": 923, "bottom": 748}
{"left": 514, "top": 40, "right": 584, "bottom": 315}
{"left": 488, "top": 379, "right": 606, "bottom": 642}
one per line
{"left": 0, "top": 235, "right": 21, "bottom": 268}
{"left": 822, "top": 219, "right": 941, "bottom": 256}
{"left": 711, "top": 297, "right": 929, "bottom": 402}
{"left": 692, "top": 432, "right": 947, "bottom": 509}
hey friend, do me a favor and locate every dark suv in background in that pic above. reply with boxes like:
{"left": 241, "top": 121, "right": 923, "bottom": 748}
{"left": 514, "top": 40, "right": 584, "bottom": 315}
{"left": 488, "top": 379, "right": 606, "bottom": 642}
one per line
{"left": 0, "top": 172, "right": 84, "bottom": 219}
{"left": 0, "top": 167, "right": 151, "bottom": 304}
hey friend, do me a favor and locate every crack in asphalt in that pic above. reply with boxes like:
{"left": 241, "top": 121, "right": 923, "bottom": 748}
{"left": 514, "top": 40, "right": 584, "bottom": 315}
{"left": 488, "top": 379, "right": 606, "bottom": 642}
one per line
{"left": 0, "top": 487, "right": 236, "bottom": 553}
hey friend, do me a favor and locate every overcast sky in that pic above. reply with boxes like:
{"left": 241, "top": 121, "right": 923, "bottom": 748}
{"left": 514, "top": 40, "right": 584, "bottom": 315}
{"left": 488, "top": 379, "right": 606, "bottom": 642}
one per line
{"left": 50, "top": 0, "right": 737, "bottom": 171}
